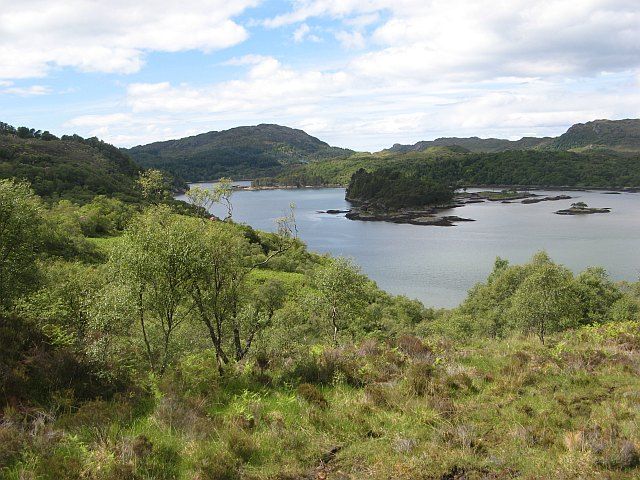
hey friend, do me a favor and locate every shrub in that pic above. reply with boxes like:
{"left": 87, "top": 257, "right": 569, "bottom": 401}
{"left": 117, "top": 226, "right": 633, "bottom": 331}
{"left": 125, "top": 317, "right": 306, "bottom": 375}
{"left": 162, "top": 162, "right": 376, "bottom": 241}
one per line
{"left": 296, "top": 383, "right": 328, "bottom": 409}
{"left": 0, "top": 424, "right": 25, "bottom": 469}
{"left": 397, "top": 335, "right": 435, "bottom": 361}
{"left": 364, "top": 383, "right": 392, "bottom": 408}
{"left": 226, "top": 428, "right": 258, "bottom": 463}
{"left": 175, "top": 350, "right": 221, "bottom": 397}
{"left": 141, "top": 442, "right": 181, "bottom": 480}
{"left": 405, "top": 360, "right": 435, "bottom": 396}
{"left": 196, "top": 449, "right": 240, "bottom": 480}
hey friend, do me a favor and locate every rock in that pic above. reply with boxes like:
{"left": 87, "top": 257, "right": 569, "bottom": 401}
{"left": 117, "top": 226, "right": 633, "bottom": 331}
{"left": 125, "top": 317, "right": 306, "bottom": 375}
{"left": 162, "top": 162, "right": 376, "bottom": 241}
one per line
{"left": 555, "top": 207, "right": 611, "bottom": 215}
{"left": 346, "top": 208, "right": 474, "bottom": 226}
{"left": 317, "top": 209, "right": 350, "bottom": 214}
{"left": 521, "top": 195, "right": 572, "bottom": 204}
{"left": 444, "top": 216, "right": 475, "bottom": 222}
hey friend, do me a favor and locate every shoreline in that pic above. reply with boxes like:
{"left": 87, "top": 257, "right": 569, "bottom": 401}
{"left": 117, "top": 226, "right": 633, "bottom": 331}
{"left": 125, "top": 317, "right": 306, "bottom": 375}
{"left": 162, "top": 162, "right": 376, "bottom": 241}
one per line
{"left": 186, "top": 178, "right": 640, "bottom": 194}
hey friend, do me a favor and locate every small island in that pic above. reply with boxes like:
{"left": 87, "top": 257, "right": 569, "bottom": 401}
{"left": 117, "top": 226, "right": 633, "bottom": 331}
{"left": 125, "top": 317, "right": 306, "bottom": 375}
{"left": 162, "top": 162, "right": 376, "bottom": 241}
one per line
{"left": 555, "top": 201, "right": 611, "bottom": 215}
{"left": 344, "top": 168, "right": 476, "bottom": 226}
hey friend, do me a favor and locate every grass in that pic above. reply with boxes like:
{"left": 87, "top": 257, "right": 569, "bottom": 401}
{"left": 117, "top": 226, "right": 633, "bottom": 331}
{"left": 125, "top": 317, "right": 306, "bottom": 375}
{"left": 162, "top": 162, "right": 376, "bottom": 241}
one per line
{"left": 3, "top": 322, "right": 640, "bottom": 479}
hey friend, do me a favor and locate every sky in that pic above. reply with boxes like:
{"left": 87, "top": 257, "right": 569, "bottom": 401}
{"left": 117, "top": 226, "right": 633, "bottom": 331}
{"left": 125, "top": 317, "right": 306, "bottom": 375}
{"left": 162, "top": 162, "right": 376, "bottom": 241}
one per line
{"left": 1, "top": 0, "right": 639, "bottom": 151}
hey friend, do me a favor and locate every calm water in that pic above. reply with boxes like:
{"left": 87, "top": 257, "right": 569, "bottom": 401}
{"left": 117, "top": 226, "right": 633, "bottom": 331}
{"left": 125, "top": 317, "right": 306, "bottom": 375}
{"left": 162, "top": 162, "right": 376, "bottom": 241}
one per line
{"left": 178, "top": 184, "right": 640, "bottom": 308}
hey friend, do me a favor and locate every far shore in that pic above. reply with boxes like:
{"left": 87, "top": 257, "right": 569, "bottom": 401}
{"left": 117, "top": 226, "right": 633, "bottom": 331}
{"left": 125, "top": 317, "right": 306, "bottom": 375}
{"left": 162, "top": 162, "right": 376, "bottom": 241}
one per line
{"left": 186, "top": 180, "right": 640, "bottom": 194}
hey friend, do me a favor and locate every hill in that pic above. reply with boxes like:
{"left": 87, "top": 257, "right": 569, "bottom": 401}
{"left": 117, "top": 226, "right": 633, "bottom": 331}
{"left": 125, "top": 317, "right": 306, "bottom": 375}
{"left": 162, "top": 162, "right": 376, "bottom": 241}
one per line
{"left": 386, "top": 118, "right": 640, "bottom": 154}
{"left": 551, "top": 119, "right": 640, "bottom": 152}
{"left": 388, "top": 136, "right": 552, "bottom": 153}
{"left": 0, "top": 123, "right": 143, "bottom": 203}
{"left": 126, "top": 123, "right": 353, "bottom": 182}
{"left": 262, "top": 148, "right": 640, "bottom": 190}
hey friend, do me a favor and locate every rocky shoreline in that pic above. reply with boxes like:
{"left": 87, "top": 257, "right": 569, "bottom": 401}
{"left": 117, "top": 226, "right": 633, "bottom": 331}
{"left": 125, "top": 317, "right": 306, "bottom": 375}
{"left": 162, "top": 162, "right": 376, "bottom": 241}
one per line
{"left": 345, "top": 208, "right": 475, "bottom": 226}
{"left": 317, "top": 189, "right": 616, "bottom": 226}
{"left": 555, "top": 206, "right": 611, "bottom": 215}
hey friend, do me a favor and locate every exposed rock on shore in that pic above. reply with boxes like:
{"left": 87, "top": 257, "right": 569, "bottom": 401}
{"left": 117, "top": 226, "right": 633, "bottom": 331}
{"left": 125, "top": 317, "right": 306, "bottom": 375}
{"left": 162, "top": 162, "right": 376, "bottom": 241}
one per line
{"left": 555, "top": 206, "right": 611, "bottom": 215}
{"left": 345, "top": 206, "right": 475, "bottom": 226}
{"left": 521, "top": 195, "right": 572, "bottom": 204}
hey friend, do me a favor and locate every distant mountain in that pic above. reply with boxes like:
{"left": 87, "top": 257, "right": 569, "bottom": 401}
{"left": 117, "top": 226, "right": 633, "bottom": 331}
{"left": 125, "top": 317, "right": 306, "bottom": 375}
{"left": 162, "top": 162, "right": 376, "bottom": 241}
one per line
{"left": 386, "top": 118, "right": 640, "bottom": 154}
{"left": 126, "top": 124, "right": 353, "bottom": 182}
{"left": 0, "top": 123, "right": 143, "bottom": 203}
{"left": 550, "top": 119, "right": 640, "bottom": 152}
{"left": 387, "top": 136, "right": 552, "bottom": 154}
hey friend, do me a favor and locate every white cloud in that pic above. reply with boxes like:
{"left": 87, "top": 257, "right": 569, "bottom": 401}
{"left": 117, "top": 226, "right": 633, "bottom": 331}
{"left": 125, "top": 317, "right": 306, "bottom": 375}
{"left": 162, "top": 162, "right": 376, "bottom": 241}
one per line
{"left": 1, "top": 84, "right": 51, "bottom": 96}
{"left": 335, "top": 31, "right": 365, "bottom": 49}
{"left": 40, "top": 0, "right": 640, "bottom": 151}
{"left": 293, "top": 23, "right": 311, "bottom": 42}
{"left": 64, "top": 53, "right": 640, "bottom": 151}
{"left": 267, "top": 0, "right": 640, "bottom": 81}
{"left": 0, "top": 0, "right": 258, "bottom": 79}
{"left": 66, "top": 113, "right": 133, "bottom": 128}
{"left": 292, "top": 23, "right": 322, "bottom": 43}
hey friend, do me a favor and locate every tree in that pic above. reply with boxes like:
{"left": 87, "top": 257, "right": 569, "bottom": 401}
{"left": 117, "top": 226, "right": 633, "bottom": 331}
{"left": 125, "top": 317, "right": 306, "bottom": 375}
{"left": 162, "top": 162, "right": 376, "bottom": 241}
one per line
{"left": 214, "top": 178, "right": 234, "bottom": 220}
{"left": 508, "top": 263, "right": 580, "bottom": 343}
{"left": 185, "top": 185, "right": 219, "bottom": 216}
{"left": 309, "top": 258, "right": 368, "bottom": 344}
{"left": 573, "top": 267, "right": 622, "bottom": 324}
{"left": 137, "top": 169, "right": 169, "bottom": 204}
{"left": 0, "top": 179, "right": 43, "bottom": 310}
{"left": 185, "top": 209, "right": 296, "bottom": 370}
{"left": 111, "top": 206, "right": 197, "bottom": 374}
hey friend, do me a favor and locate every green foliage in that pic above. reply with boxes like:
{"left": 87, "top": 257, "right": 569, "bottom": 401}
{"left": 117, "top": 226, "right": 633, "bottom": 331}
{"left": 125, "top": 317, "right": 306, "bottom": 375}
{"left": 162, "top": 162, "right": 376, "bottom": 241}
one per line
{"left": 127, "top": 123, "right": 352, "bottom": 181}
{"left": 308, "top": 257, "right": 370, "bottom": 343}
{"left": 296, "top": 383, "right": 328, "bottom": 408}
{"left": 0, "top": 126, "right": 146, "bottom": 203}
{"left": 137, "top": 168, "right": 171, "bottom": 204}
{"left": 3, "top": 164, "right": 640, "bottom": 479}
{"left": 110, "top": 205, "right": 204, "bottom": 374}
{"left": 346, "top": 166, "right": 454, "bottom": 208}
{"left": 389, "top": 118, "right": 640, "bottom": 153}
{"left": 269, "top": 147, "right": 640, "bottom": 190}
{"left": 0, "top": 179, "right": 43, "bottom": 309}
{"left": 438, "top": 252, "right": 631, "bottom": 342}
{"left": 508, "top": 261, "right": 581, "bottom": 343}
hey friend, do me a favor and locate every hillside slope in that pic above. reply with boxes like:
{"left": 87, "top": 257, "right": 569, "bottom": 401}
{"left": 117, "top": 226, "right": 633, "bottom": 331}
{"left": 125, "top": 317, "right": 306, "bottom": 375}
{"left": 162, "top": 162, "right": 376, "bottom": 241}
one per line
{"left": 387, "top": 118, "right": 640, "bottom": 154}
{"left": 551, "top": 119, "right": 640, "bottom": 151}
{"left": 126, "top": 124, "right": 353, "bottom": 181}
{"left": 0, "top": 125, "right": 143, "bottom": 202}
{"left": 388, "top": 136, "right": 553, "bottom": 153}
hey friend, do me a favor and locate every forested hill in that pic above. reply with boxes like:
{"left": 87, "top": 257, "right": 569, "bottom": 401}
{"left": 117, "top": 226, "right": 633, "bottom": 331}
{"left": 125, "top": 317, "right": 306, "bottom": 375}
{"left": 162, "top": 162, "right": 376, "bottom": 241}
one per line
{"left": 267, "top": 148, "right": 640, "bottom": 191}
{"left": 0, "top": 123, "right": 144, "bottom": 203}
{"left": 387, "top": 118, "right": 640, "bottom": 154}
{"left": 125, "top": 123, "right": 353, "bottom": 181}
{"left": 552, "top": 119, "right": 640, "bottom": 151}
{"left": 387, "top": 136, "right": 553, "bottom": 153}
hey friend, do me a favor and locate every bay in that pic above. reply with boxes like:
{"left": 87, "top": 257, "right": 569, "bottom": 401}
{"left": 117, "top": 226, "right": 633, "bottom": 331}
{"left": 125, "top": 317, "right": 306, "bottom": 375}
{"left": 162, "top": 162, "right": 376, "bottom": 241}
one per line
{"left": 177, "top": 184, "right": 640, "bottom": 308}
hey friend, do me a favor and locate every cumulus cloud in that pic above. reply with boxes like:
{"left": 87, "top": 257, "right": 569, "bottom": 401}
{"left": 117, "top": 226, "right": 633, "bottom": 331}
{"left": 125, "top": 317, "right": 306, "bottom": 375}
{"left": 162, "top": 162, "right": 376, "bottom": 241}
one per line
{"left": 267, "top": 0, "right": 640, "bottom": 80}
{"left": 0, "top": 0, "right": 258, "bottom": 79}
{"left": 18, "top": 0, "right": 640, "bottom": 151}
{"left": 65, "top": 53, "right": 640, "bottom": 150}
{"left": 335, "top": 30, "right": 365, "bottom": 49}
{"left": 1, "top": 84, "right": 51, "bottom": 96}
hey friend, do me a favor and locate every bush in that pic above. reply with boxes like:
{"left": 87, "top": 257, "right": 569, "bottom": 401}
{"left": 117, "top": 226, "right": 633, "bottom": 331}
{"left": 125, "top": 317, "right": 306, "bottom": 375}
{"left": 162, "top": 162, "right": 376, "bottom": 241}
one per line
{"left": 405, "top": 360, "right": 436, "bottom": 396}
{"left": 175, "top": 350, "right": 221, "bottom": 397}
{"left": 226, "top": 428, "right": 258, "bottom": 463}
{"left": 141, "top": 442, "right": 182, "bottom": 480}
{"left": 296, "top": 383, "right": 328, "bottom": 409}
{"left": 0, "top": 424, "right": 25, "bottom": 469}
{"left": 196, "top": 448, "right": 240, "bottom": 480}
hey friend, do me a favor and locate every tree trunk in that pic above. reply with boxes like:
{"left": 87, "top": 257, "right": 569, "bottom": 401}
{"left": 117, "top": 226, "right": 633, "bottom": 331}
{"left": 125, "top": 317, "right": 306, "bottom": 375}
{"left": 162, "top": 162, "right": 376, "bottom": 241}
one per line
{"left": 138, "top": 289, "right": 155, "bottom": 374}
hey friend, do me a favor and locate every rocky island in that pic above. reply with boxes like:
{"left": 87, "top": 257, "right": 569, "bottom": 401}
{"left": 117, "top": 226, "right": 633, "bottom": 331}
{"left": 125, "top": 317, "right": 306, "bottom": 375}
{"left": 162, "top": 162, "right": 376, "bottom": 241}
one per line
{"left": 555, "top": 202, "right": 611, "bottom": 215}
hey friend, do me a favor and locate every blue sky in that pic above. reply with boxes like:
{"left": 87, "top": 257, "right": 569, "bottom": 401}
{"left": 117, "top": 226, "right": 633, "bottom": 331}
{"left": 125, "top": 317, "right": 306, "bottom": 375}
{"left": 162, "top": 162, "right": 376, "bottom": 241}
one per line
{"left": 1, "top": 0, "right": 639, "bottom": 151}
